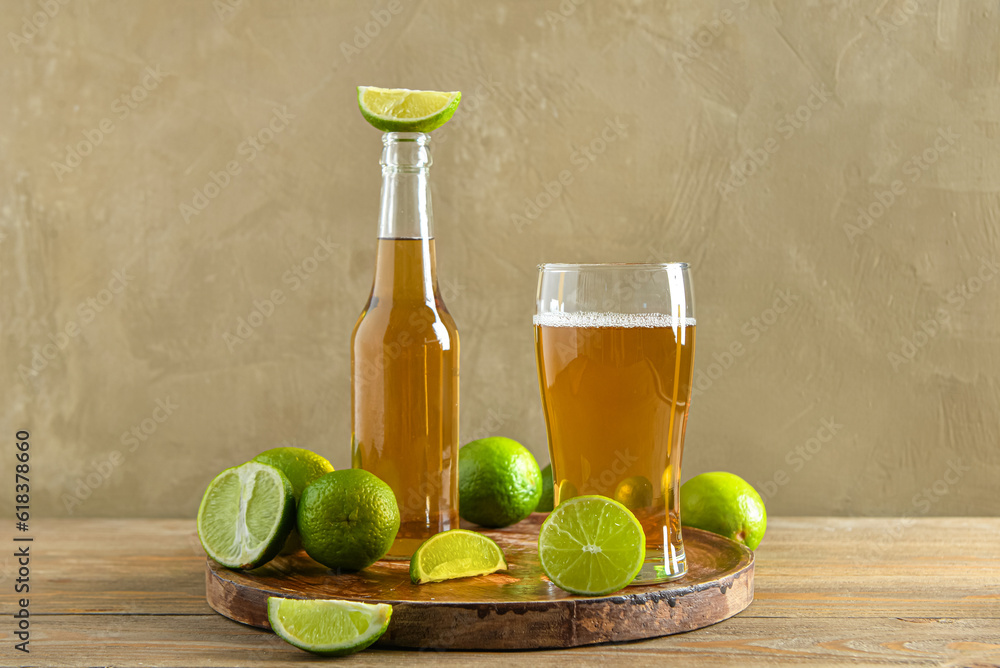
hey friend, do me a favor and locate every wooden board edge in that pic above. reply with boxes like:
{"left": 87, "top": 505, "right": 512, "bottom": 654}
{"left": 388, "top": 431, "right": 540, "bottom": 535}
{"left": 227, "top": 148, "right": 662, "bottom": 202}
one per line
{"left": 205, "top": 555, "right": 755, "bottom": 650}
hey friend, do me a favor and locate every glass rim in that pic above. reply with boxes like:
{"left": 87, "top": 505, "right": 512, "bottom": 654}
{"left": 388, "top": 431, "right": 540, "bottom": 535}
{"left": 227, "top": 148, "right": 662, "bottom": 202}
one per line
{"left": 538, "top": 262, "right": 690, "bottom": 270}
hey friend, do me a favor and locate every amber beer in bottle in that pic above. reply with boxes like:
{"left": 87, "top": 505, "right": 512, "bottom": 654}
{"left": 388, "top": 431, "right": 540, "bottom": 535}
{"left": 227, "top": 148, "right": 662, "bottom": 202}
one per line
{"left": 351, "top": 132, "right": 459, "bottom": 559}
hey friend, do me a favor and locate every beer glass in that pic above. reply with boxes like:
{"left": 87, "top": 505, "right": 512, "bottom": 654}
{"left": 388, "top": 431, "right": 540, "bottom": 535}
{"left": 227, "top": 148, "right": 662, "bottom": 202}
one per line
{"left": 534, "top": 263, "right": 696, "bottom": 583}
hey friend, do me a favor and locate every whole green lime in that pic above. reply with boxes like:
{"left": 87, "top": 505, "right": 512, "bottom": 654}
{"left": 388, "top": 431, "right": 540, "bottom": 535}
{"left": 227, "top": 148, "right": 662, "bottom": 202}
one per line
{"left": 459, "top": 437, "right": 542, "bottom": 528}
{"left": 252, "top": 446, "right": 334, "bottom": 501}
{"left": 536, "top": 463, "right": 555, "bottom": 512}
{"left": 252, "top": 446, "right": 335, "bottom": 555}
{"left": 298, "top": 470, "right": 400, "bottom": 571}
{"left": 680, "top": 472, "right": 767, "bottom": 550}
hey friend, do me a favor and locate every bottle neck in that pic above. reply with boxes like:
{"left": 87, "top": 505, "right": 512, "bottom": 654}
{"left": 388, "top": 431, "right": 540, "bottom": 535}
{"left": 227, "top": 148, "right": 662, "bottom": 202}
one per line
{"left": 378, "top": 132, "right": 433, "bottom": 239}
{"left": 373, "top": 133, "right": 438, "bottom": 301}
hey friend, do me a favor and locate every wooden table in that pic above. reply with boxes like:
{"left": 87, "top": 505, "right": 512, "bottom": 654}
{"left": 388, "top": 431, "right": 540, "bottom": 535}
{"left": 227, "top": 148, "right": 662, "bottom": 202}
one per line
{"left": 12, "top": 518, "right": 1000, "bottom": 667}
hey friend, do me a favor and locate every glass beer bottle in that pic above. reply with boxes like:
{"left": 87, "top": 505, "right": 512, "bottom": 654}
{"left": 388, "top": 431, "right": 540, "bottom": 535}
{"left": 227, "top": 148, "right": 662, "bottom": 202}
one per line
{"left": 351, "top": 132, "right": 459, "bottom": 559}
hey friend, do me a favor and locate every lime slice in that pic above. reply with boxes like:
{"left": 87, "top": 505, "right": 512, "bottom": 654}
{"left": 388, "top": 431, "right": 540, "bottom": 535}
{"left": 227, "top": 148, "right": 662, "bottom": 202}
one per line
{"left": 196, "top": 462, "right": 294, "bottom": 570}
{"left": 357, "top": 86, "right": 461, "bottom": 132}
{"left": 409, "top": 529, "right": 507, "bottom": 584}
{"left": 267, "top": 597, "right": 391, "bottom": 656}
{"left": 537, "top": 495, "right": 646, "bottom": 596}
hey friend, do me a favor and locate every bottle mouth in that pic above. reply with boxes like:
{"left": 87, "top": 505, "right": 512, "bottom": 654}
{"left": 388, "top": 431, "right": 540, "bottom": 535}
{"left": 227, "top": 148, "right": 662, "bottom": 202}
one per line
{"left": 382, "top": 132, "right": 430, "bottom": 145}
{"left": 381, "top": 132, "right": 432, "bottom": 170}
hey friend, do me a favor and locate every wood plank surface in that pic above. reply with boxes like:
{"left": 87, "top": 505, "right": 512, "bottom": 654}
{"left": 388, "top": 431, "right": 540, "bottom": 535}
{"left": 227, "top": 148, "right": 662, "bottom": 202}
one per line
{"left": 4, "top": 517, "right": 999, "bottom": 667}
{"left": 17, "top": 615, "right": 1000, "bottom": 667}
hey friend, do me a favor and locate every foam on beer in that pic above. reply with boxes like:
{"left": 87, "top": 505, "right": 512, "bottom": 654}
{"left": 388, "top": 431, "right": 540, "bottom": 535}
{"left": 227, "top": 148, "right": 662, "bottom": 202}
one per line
{"left": 533, "top": 312, "right": 696, "bottom": 328}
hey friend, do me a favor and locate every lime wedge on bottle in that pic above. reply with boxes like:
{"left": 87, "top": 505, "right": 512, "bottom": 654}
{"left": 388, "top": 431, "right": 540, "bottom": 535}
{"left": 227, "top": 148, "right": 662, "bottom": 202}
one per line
{"left": 409, "top": 529, "right": 507, "bottom": 584}
{"left": 357, "top": 86, "right": 461, "bottom": 132}
{"left": 267, "top": 597, "right": 392, "bottom": 656}
{"left": 196, "top": 462, "right": 294, "bottom": 570}
{"left": 538, "top": 495, "right": 646, "bottom": 596}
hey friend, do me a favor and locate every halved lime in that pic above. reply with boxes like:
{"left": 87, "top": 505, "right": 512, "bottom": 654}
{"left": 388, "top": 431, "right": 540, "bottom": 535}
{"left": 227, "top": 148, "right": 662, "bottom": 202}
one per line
{"left": 357, "top": 86, "right": 461, "bottom": 132}
{"left": 538, "top": 495, "right": 646, "bottom": 596}
{"left": 196, "top": 462, "right": 294, "bottom": 570}
{"left": 409, "top": 529, "right": 507, "bottom": 584}
{"left": 267, "top": 597, "right": 391, "bottom": 656}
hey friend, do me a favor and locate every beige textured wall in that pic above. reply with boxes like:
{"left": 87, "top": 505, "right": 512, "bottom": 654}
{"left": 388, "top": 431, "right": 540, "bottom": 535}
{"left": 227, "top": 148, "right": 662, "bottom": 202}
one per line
{"left": 2, "top": 0, "right": 998, "bottom": 518}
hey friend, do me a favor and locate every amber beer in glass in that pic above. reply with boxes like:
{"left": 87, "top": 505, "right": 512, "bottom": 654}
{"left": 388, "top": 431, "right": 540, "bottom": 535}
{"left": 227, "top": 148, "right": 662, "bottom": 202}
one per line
{"left": 352, "top": 133, "right": 459, "bottom": 559}
{"left": 534, "top": 263, "right": 695, "bottom": 583}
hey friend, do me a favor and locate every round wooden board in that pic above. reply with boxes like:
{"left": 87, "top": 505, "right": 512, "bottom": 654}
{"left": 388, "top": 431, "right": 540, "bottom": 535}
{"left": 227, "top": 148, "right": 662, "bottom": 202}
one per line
{"left": 206, "top": 513, "right": 754, "bottom": 650}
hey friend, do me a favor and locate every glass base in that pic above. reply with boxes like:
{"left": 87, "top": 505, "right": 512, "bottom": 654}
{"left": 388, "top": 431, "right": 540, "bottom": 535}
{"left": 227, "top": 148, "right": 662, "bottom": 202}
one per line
{"left": 630, "top": 547, "right": 687, "bottom": 586}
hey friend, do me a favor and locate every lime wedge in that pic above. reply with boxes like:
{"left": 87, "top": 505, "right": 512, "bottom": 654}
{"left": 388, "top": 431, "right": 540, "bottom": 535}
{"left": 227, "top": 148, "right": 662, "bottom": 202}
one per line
{"left": 196, "top": 462, "right": 294, "bottom": 570}
{"left": 409, "top": 529, "right": 507, "bottom": 584}
{"left": 357, "top": 86, "right": 461, "bottom": 132}
{"left": 267, "top": 597, "right": 392, "bottom": 656}
{"left": 537, "top": 495, "right": 646, "bottom": 596}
